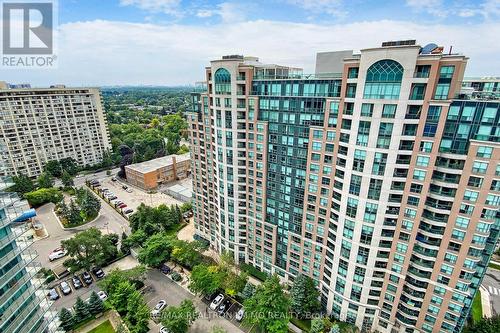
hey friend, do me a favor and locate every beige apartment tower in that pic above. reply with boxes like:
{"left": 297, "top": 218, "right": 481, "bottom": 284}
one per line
{"left": 188, "top": 41, "right": 500, "bottom": 333}
{"left": 0, "top": 83, "right": 111, "bottom": 177}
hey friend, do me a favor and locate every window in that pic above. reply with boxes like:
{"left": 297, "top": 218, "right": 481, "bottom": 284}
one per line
{"left": 364, "top": 203, "right": 378, "bottom": 223}
{"left": 346, "top": 84, "right": 357, "bottom": 98}
{"left": 368, "top": 179, "right": 383, "bottom": 200}
{"left": 346, "top": 198, "right": 359, "bottom": 218}
{"left": 214, "top": 68, "right": 231, "bottom": 94}
{"left": 353, "top": 149, "right": 366, "bottom": 172}
{"left": 413, "top": 169, "right": 427, "bottom": 181}
{"left": 372, "top": 152, "right": 387, "bottom": 176}
{"left": 361, "top": 103, "right": 374, "bottom": 116}
{"left": 363, "top": 60, "right": 403, "bottom": 99}
{"left": 377, "top": 123, "right": 393, "bottom": 149}
{"left": 414, "top": 65, "right": 431, "bottom": 78}
{"left": 472, "top": 161, "right": 488, "bottom": 174}
{"left": 440, "top": 65, "right": 455, "bottom": 78}
{"left": 382, "top": 104, "right": 397, "bottom": 118}
{"left": 477, "top": 146, "right": 493, "bottom": 158}
{"left": 348, "top": 67, "right": 359, "bottom": 79}
{"left": 434, "top": 84, "right": 450, "bottom": 100}
{"left": 410, "top": 83, "right": 426, "bottom": 100}
{"left": 349, "top": 175, "right": 362, "bottom": 196}
{"left": 420, "top": 141, "right": 433, "bottom": 153}
{"left": 463, "top": 190, "right": 479, "bottom": 202}
{"left": 416, "top": 156, "right": 430, "bottom": 167}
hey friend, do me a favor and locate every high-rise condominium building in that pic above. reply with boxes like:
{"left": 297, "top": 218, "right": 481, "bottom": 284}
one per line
{"left": 0, "top": 83, "right": 112, "bottom": 178}
{"left": 188, "top": 41, "right": 500, "bottom": 333}
{"left": 461, "top": 77, "right": 500, "bottom": 99}
{"left": 0, "top": 176, "right": 59, "bottom": 332}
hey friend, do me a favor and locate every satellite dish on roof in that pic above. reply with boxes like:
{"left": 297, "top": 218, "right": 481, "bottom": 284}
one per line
{"left": 421, "top": 43, "right": 438, "bottom": 54}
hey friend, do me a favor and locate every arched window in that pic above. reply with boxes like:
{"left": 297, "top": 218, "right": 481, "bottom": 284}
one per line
{"left": 363, "top": 60, "right": 404, "bottom": 99}
{"left": 214, "top": 68, "right": 231, "bottom": 94}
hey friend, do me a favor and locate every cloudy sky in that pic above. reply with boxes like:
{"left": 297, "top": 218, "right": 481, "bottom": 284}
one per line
{"left": 3, "top": 0, "right": 500, "bottom": 86}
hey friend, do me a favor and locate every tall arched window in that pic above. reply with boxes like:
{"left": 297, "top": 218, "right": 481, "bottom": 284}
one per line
{"left": 363, "top": 60, "right": 403, "bottom": 99}
{"left": 214, "top": 68, "right": 231, "bottom": 94}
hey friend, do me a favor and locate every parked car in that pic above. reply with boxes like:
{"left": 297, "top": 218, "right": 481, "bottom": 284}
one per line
{"left": 118, "top": 203, "right": 127, "bottom": 209}
{"left": 122, "top": 185, "right": 128, "bottom": 190}
{"left": 126, "top": 188, "right": 133, "bottom": 193}
{"left": 48, "top": 248, "right": 67, "bottom": 261}
{"left": 82, "top": 271, "right": 93, "bottom": 285}
{"left": 60, "top": 281, "right": 72, "bottom": 295}
{"left": 210, "top": 294, "right": 224, "bottom": 310}
{"left": 124, "top": 208, "right": 134, "bottom": 214}
{"left": 111, "top": 177, "right": 117, "bottom": 181}
{"left": 217, "top": 299, "right": 231, "bottom": 315}
{"left": 97, "top": 290, "right": 108, "bottom": 301}
{"left": 159, "top": 325, "right": 169, "bottom": 333}
{"left": 48, "top": 288, "right": 59, "bottom": 300}
{"left": 151, "top": 299, "right": 167, "bottom": 319}
{"left": 92, "top": 267, "right": 105, "bottom": 279}
{"left": 171, "top": 272, "right": 182, "bottom": 282}
{"left": 160, "top": 264, "right": 171, "bottom": 275}
{"left": 71, "top": 276, "right": 83, "bottom": 289}
{"left": 235, "top": 308, "right": 245, "bottom": 321}
{"left": 113, "top": 200, "right": 123, "bottom": 206}
{"left": 108, "top": 195, "right": 117, "bottom": 201}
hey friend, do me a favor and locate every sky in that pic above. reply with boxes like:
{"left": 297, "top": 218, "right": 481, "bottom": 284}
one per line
{"left": 2, "top": 0, "right": 500, "bottom": 86}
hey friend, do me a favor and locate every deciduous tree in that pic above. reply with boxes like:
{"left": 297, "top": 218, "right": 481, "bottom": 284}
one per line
{"left": 161, "top": 300, "right": 199, "bottom": 333}
{"left": 37, "top": 172, "right": 54, "bottom": 188}
{"left": 290, "top": 274, "right": 321, "bottom": 318}
{"left": 11, "top": 173, "right": 35, "bottom": 194}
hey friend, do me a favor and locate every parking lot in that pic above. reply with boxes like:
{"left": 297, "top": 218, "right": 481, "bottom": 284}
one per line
{"left": 94, "top": 176, "right": 184, "bottom": 214}
{"left": 47, "top": 268, "right": 107, "bottom": 311}
{"left": 145, "top": 269, "right": 247, "bottom": 333}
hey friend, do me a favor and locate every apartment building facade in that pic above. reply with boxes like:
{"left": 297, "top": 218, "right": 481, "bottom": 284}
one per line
{"left": 0, "top": 83, "right": 112, "bottom": 178}
{"left": 188, "top": 41, "right": 500, "bottom": 333}
{"left": 461, "top": 77, "right": 500, "bottom": 99}
{"left": 0, "top": 176, "right": 59, "bottom": 333}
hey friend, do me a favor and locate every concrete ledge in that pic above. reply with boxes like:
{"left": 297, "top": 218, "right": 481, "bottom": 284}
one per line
{"left": 480, "top": 285, "right": 492, "bottom": 318}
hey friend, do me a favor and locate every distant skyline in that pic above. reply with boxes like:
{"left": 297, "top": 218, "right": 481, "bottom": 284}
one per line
{"left": 3, "top": 0, "right": 500, "bottom": 86}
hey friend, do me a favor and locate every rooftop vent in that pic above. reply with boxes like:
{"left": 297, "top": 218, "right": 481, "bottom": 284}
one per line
{"left": 381, "top": 40, "right": 416, "bottom": 47}
{"left": 222, "top": 55, "right": 244, "bottom": 60}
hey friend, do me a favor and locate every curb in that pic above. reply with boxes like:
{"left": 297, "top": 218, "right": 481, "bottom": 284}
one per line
{"left": 52, "top": 207, "right": 101, "bottom": 230}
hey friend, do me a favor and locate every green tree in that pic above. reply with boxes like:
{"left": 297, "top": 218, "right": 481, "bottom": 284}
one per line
{"left": 74, "top": 297, "right": 90, "bottom": 320}
{"left": 109, "top": 281, "right": 137, "bottom": 314}
{"left": 60, "top": 157, "right": 79, "bottom": 175}
{"left": 61, "top": 170, "right": 74, "bottom": 188}
{"left": 290, "top": 274, "right": 321, "bottom": 318}
{"left": 67, "top": 199, "right": 83, "bottom": 226}
{"left": 138, "top": 233, "right": 175, "bottom": 267}
{"left": 76, "top": 188, "right": 101, "bottom": 220}
{"left": 37, "top": 172, "right": 55, "bottom": 188}
{"left": 88, "top": 291, "right": 104, "bottom": 315}
{"left": 240, "top": 282, "right": 256, "bottom": 300}
{"left": 24, "top": 188, "right": 62, "bottom": 207}
{"left": 310, "top": 318, "right": 325, "bottom": 333}
{"left": 189, "top": 264, "right": 225, "bottom": 296}
{"left": 120, "top": 232, "right": 131, "bottom": 254}
{"left": 161, "top": 299, "right": 199, "bottom": 333}
{"left": 44, "top": 160, "right": 62, "bottom": 177}
{"left": 244, "top": 275, "right": 290, "bottom": 333}
{"left": 11, "top": 173, "right": 35, "bottom": 194}
{"left": 170, "top": 239, "right": 203, "bottom": 269}
{"left": 58, "top": 307, "right": 75, "bottom": 332}
{"left": 125, "top": 290, "right": 150, "bottom": 333}
{"left": 222, "top": 271, "right": 248, "bottom": 297}
{"left": 464, "top": 315, "right": 500, "bottom": 333}
{"left": 62, "top": 227, "right": 117, "bottom": 271}
{"left": 180, "top": 202, "right": 192, "bottom": 213}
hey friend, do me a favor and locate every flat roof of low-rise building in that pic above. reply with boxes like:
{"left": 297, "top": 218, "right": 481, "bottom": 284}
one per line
{"left": 125, "top": 153, "right": 190, "bottom": 174}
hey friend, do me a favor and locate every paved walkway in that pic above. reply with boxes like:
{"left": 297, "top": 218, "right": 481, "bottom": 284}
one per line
{"left": 480, "top": 286, "right": 492, "bottom": 318}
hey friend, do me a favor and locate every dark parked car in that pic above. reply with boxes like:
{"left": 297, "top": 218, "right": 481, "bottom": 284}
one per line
{"left": 160, "top": 264, "right": 171, "bottom": 275}
{"left": 82, "top": 271, "right": 93, "bottom": 285}
{"left": 217, "top": 299, "right": 231, "bottom": 315}
{"left": 92, "top": 267, "right": 105, "bottom": 279}
{"left": 72, "top": 276, "right": 83, "bottom": 289}
{"left": 171, "top": 272, "right": 182, "bottom": 281}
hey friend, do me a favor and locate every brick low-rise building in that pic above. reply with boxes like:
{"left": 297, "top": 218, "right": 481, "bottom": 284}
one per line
{"left": 125, "top": 153, "right": 191, "bottom": 190}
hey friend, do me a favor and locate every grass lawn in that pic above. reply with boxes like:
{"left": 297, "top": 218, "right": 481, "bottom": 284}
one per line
{"left": 87, "top": 320, "right": 115, "bottom": 333}
{"left": 489, "top": 262, "right": 500, "bottom": 270}
{"left": 471, "top": 291, "right": 483, "bottom": 323}
{"left": 165, "top": 222, "right": 188, "bottom": 236}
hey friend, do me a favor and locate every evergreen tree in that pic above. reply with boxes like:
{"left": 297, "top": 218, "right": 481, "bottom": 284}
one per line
{"left": 240, "top": 282, "right": 256, "bottom": 300}
{"left": 88, "top": 291, "right": 104, "bottom": 315}
{"left": 58, "top": 201, "right": 70, "bottom": 222}
{"left": 175, "top": 204, "right": 182, "bottom": 222}
{"left": 58, "top": 308, "right": 75, "bottom": 332}
{"left": 73, "top": 297, "right": 90, "bottom": 320}
{"left": 68, "top": 199, "right": 83, "bottom": 226}
{"left": 120, "top": 231, "right": 131, "bottom": 254}
{"left": 61, "top": 170, "right": 74, "bottom": 188}
{"left": 11, "top": 173, "right": 35, "bottom": 194}
{"left": 290, "top": 274, "right": 321, "bottom": 318}
{"left": 37, "top": 172, "right": 54, "bottom": 188}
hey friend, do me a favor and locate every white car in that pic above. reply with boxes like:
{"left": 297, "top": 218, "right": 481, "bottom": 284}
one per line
{"left": 48, "top": 248, "right": 67, "bottom": 261}
{"left": 159, "top": 325, "right": 169, "bottom": 333}
{"left": 209, "top": 294, "right": 224, "bottom": 310}
{"left": 235, "top": 308, "right": 245, "bottom": 321}
{"left": 97, "top": 291, "right": 108, "bottom": 301}
{"left": 151, "top": 299, "right": 167, "bottom": 318}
